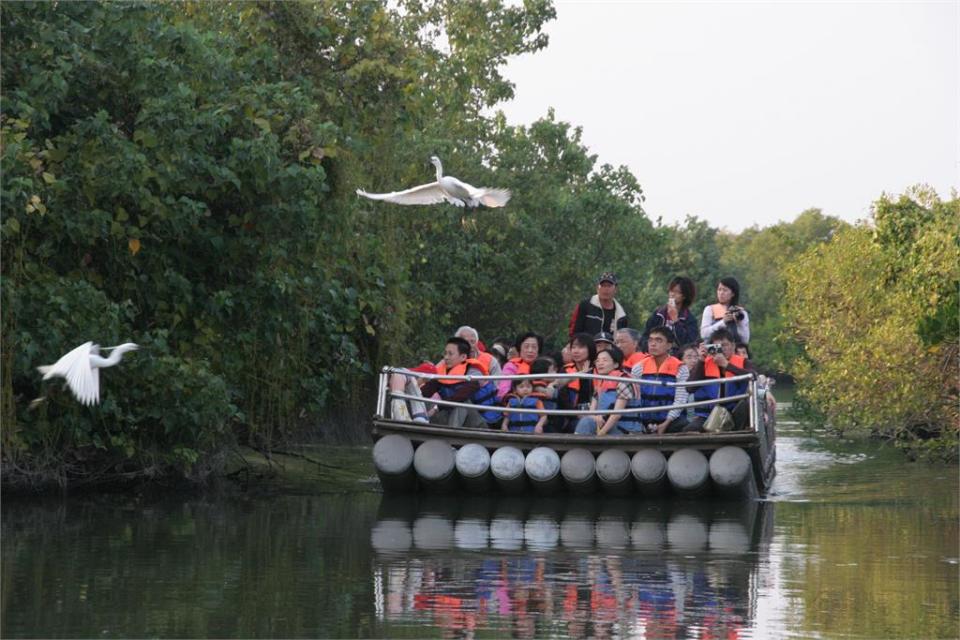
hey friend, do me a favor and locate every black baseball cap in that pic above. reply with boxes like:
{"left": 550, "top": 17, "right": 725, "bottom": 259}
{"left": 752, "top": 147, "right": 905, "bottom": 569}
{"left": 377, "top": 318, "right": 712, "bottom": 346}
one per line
{"left": 594, "top": 331, "right": 615, "bottom": 345}
{"left": 597, "top": 272, "right": 618, "bottom": 285}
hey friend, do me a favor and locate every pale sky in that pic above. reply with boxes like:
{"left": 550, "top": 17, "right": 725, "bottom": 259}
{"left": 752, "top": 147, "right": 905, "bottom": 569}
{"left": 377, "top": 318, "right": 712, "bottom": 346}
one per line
{"left": 498, "top": 1, "right": 959, "bottom": 231}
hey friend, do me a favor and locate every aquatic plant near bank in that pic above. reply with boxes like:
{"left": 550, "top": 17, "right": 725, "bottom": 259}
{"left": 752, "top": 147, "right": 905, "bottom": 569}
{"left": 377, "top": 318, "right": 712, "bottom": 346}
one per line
{"left": 783, "top": 188, "right": 959, "bottom": 462}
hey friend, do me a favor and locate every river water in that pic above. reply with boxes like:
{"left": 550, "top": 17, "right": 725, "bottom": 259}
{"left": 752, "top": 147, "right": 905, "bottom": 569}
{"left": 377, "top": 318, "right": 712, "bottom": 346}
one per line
{"left": 2, "top": 407, "right": 957, "bottom": 639}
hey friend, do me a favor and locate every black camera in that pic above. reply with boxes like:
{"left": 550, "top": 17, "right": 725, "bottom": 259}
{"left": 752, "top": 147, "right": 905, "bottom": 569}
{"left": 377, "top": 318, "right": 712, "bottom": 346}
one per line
{"left": 705, "top": 343, "right": 724, "bottom": 355}
{"left": 728, "top": 305, "right": 745, "bottom": 321}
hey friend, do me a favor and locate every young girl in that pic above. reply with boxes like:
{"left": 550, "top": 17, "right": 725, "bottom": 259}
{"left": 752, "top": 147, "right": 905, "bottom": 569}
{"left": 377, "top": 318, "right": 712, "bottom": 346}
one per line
{"left": 502, "top": 379, "right": 547, "bottom": 433}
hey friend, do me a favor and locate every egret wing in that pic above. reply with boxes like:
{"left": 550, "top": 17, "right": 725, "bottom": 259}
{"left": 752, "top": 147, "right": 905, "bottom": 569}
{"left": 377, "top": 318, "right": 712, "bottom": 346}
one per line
{"left": 38, "top": 342, "right": 100, "bottom": 405}
{"left": 356, "top": 181, "right": 448, "bottom": 206}
{"left": 38, "top": 342, "right": 92, "bottom": 379}
{"left": 474, "top": 188, "right": 511, "bottom": 208}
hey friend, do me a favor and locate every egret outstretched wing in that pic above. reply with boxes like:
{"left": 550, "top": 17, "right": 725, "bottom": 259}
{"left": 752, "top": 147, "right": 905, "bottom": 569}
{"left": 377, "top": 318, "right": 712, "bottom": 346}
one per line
{"left": 37, "top": 341, "right": 101, "bottom": 405}
{"left": 358, "top": 156, "right": 512, "bottom": 209}
{"left": 473, "top": 188, "right": 511, "bottom": 208}
{"left": 356, "top": 182, "right": 448, "bottom": 206}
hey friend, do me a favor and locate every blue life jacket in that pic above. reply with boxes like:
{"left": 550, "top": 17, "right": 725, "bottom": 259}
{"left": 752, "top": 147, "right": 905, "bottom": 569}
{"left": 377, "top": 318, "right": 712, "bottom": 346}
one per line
{"left": 506, "top": 395, "right": 541, "bottom": 432}
{"left": 593, "top": 370, "right": 641, "bottom": 432}
{"left": 635, "top": 355, "right": 682, "bottom": 425}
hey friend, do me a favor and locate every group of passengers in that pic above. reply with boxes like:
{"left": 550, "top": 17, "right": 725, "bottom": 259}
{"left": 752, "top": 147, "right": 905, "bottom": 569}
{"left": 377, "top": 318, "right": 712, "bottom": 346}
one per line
{"left": 389, "top": 272, "right": 772, "bottom": 436}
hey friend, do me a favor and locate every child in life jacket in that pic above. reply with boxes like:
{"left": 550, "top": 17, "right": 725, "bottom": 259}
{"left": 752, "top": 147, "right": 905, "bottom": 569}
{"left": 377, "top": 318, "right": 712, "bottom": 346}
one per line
{"left": 502, "top": 379, "right": 547, "bottom": 433}
{"left": 530, "top": 356, "right": 564, "bottom": 433}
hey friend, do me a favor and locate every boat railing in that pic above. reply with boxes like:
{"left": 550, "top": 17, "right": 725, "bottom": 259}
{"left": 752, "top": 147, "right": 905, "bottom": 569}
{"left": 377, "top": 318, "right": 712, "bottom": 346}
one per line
{"left": 376, "top": 366, "right": 762, "bottom": 431}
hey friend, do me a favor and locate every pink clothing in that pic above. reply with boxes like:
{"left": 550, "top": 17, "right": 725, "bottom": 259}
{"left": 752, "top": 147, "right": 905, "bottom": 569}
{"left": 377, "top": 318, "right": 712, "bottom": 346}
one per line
{"left": 497, "top": 360, "right": 521, "bottom": 399}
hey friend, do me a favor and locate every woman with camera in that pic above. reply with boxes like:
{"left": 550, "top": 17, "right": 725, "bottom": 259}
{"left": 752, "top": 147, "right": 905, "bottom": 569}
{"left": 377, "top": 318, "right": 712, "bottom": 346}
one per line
{"left": 700, "top": 276, "right": 750, "bottom": 345}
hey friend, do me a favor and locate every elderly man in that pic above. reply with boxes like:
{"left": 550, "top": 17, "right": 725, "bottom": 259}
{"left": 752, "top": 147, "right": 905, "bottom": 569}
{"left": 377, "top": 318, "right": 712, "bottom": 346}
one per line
{"left": 614, "top": 327, "right": 646, "bottom": 370}
{"left": 455, "top": 325, "right": 502, "bottom": 376}
{"left": 568, "top": 272, "right": 629, "bottom": 337}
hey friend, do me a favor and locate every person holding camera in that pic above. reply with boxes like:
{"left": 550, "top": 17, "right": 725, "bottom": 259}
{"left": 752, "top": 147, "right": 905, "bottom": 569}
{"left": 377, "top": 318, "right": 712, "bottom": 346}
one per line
{"left": 700, "top": 276, "right": 750, "bottom": 345}
{"left": 686, "top": 328, "right": 757, "bottom": 432}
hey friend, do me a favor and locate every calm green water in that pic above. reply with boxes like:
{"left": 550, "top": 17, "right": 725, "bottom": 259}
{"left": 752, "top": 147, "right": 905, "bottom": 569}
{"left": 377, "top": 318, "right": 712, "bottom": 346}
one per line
{"left": 2, "top": 413, "right": 957, "bottom": 638}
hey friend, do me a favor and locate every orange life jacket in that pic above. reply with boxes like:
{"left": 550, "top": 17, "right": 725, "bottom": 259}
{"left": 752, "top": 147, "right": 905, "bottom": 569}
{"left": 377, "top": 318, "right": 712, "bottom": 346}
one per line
{"left": 508, "top": 357, "right": 531, "bottom": 375}
{"left": 475, "top": 351, "right": 494, "bottom": 373}
{"left": 623, "top": 351, "right": 648, "bottom": 370}
{"left": 435, "top": 358, "right": 489, "bottom": 384}
{"left": 592, "top": 368, "right": 627, "bottom": 395}
{"left": 563, "top": 362, "right": 581, "bottom": 392}
{"left": 703, "top": 354, "right": 745, "bottom": 379}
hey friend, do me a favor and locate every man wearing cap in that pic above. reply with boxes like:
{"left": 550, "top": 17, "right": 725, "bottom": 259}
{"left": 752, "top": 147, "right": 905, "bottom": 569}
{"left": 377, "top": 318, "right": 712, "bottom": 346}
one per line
{"left": 568, "top": 272, "right": 629, "bottom": 337}
{"left": 594, "top": 332, "right": 614, "bottom": 353}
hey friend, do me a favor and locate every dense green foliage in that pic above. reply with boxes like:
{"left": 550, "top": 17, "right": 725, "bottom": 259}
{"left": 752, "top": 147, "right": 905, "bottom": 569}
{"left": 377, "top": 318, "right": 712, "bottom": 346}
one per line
{"left": 782, "top": 188, "right": 959, "bottom": 461}
{"left": 1, "top": 2, "right": 950, "bottom": 488}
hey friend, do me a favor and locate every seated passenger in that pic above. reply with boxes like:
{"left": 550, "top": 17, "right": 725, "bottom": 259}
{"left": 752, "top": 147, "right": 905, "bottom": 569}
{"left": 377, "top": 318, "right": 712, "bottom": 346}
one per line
{"left": 640, "top": 276, "right": 699, "bottom": 355}
{"left": 574, "top": 347, "right": 638, "bottom": 436}
{"left": 496, "top": 332, "right": 543, "bottom": 400}
{"left": 614, "top": 328, "right": 646, "bottom": 370}
{"left": 594, "top": 331, "right": 614, "bottom": 353}
{"left": 556, "top": 333, "right": 596, "bottom": 432}
{"left": 531, "top": 356, "right": 564, "bottom": 433}
{"left": 686, "top": 328, "right": 757, "bottom": 431}
{"left": 420, "top": 337, "right": 500, "bottom": 428}
{"left": 456, "top": 325, "right": 502, "bottom": 376}
{"left": 630, "top": 327, "right": 690, "bottom": 434}
{"left": 735, "top": 342, "right": 751, "bottom": 360}
{"left": 501, "top": 379, "right": 546, "bottom": 433}
{"left": 388, "top": 362, "right": 435, "bottom": 423}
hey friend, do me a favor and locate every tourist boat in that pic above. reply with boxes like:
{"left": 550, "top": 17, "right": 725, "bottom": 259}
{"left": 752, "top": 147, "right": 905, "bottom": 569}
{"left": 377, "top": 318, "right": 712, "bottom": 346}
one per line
{"left": 371, "top": 368, "right": 776, "bottom": 499}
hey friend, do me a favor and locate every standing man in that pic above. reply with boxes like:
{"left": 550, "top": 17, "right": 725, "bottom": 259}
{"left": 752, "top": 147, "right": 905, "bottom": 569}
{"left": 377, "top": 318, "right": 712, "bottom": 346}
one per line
{"left": 569, "top": 272, "right": 629, "bottom": 337}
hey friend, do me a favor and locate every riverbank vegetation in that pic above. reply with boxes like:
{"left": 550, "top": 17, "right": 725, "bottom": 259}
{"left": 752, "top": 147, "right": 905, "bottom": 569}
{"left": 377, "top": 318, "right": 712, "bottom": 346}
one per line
{"left": 2, "top": 2, "right": 956, "bottom": 490}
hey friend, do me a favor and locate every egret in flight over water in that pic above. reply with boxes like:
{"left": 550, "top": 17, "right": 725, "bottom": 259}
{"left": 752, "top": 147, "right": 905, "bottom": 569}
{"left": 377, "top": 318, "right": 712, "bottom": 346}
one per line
{"left": 356, "top": 156, "right": 511, "bottom": 208}
{"left": 37, "top": 342, "right": 139, "bottom": 406}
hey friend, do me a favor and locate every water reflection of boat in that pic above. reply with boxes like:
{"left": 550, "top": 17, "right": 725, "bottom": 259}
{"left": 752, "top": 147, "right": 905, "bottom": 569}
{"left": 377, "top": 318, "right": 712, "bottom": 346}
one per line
{"left": 371, "top": 495, "right": 773, "bottom": 638}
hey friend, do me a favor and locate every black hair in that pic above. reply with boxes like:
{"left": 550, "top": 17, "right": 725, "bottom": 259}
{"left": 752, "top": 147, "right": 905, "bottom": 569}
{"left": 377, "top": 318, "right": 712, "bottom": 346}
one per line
{"left": 596, "top": 345, "right": 625, "bottom": 368}
{"left": 569, "top": 332, "right": 597, "bottom": 365}
{"left": 648, "top": 325, "right": 676, "bottom": 344}
{"left": 735, "top": 342, "right": 751, "bottom": 359}
{"left": 446, "top": 336, "right": 471, "bottom": 356}
{"left": 709, "top": 328, "right": 735, "bottom": 344}
{"left": 668, "top": 276, "right": 696, "bottom": 310}
{"left": 681, "top": 342, "right": 701, "bottom": 354}
{"left": 514, "top": 331, "right": 544, "bottom": 355}
{"left": 719, "top": 276, "right": 741, "bottom": 305}
{"left": 531, "top": 357, "right": 557, "bottom": 375}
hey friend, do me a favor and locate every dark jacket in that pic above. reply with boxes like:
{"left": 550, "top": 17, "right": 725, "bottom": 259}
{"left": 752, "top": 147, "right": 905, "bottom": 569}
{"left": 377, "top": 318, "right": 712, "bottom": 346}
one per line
{"left": 569, "top": 295, "right": 628, "bottom": 337}
{"left": 640, "top": 306, "right": 699, "bottom": 355}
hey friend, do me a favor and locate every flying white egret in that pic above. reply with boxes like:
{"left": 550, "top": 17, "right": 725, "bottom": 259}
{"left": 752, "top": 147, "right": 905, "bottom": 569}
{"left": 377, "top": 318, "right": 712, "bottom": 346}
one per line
{"left": 37, "top": 342, "right": 139, "bottom": 406}
{"left": 356, "top": 155, "right": 511, "bottom": 208}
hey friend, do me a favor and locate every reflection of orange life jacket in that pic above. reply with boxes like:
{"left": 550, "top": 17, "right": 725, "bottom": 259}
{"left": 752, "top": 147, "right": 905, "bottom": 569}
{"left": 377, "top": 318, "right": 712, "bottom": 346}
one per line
{"left": 508, "top": 357, "right": 531, "bottom": 375}
{"left": 710, "top": 303, "right": 728, "bottom": 321}
{"left": 435, "top": 358, "right": 489, "bottom": 384}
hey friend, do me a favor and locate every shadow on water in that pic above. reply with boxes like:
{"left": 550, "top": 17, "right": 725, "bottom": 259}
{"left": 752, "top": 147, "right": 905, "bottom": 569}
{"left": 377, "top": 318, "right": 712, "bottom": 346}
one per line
{"left": 370, "top": 494, "right": 774, "bottom": 639}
